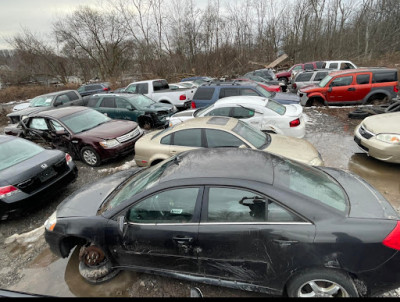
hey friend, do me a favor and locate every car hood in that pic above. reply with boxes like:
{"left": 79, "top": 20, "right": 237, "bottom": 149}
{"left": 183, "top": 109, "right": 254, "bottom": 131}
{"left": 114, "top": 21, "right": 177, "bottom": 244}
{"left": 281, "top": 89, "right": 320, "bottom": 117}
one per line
{"left": 319, "top": 167, "right": 399, "bottom": 219}
{"left": 145, "top": 102, "right": 174, "bottom": 111}
{"left": 56, "top": 168, "right": 141, "bottom": 218}
{"left": 362, "top": 112, "right": 400, "bottom": 133}
{"left": 0, "top": 150, "right": 64, "bottom": 186}
{"left": 80, "top": 120, "right": 138, "bottom": 140}
{"left": 271, "top": 92, "right": 300, "bottom": 104}
{"left": 299, "top": 84, "right": 319, "bottom": 92}
{"left": 7, "top": 106, "right": 50, "bottom": 117}
{"left": 265, "top": 134, "right": 323, "bottom": 166}
{"left": 171, "top": 109, "right": 196, "bottom": 118}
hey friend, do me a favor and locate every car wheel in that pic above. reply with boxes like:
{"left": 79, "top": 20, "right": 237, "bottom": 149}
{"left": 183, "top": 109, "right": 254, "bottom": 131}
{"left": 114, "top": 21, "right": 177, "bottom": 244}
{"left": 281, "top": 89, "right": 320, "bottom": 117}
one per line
{"left": 367, "top": 94, "right": 389, "bottom": 105}
{"left": 78, "top": 245, "right": 120, "bottom": 284}
{"left": 311, "top": 98, "right": 324, "bottom": 107}
{"left": 81, "top": 146, "right": 100, "bottom": 167}
{"left": 138, "top": 116, "right": 153, "bottom": 130}
{"left": 286, "top": 269, "right": 358, "bottom": 297}
{"left": 348, "top": 108, "right": 374, "bottom": 119}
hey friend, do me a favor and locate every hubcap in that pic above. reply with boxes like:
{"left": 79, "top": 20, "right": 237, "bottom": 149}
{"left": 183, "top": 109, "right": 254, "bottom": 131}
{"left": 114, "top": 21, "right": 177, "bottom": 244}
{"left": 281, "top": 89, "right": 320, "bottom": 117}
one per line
{"left": 298, "top": 279, "right": 349, "bottom": 297}
{"left": 83, "top": 150, "right": 97, "bottom": 165}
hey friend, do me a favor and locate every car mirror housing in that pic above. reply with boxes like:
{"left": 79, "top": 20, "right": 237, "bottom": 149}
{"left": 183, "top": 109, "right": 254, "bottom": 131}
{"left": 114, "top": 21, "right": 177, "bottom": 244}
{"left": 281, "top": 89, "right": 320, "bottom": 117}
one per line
{"left": 55, "top": 129, "right": 68, "bottom": 136}
{"left": 118, "top": 216, "right": 127, "bottom": 236}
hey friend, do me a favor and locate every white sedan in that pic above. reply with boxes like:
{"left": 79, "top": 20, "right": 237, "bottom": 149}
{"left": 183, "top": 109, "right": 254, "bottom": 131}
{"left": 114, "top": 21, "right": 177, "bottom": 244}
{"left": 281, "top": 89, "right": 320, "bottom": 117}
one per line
{"left": 168, "top": 96, "right": 306, "bottom": 138}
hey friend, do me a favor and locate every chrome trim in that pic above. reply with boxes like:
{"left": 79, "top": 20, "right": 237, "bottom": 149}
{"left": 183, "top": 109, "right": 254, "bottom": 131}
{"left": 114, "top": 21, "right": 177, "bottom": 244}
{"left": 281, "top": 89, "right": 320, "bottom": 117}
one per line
{"left": 117, "top": 128, "right": 141, "bottom": 143}
{"left": 127, "top": 221, "right": 311, "bottom": 226}
{"left": 359, "top": 124, "right": 374, "bottom": 139}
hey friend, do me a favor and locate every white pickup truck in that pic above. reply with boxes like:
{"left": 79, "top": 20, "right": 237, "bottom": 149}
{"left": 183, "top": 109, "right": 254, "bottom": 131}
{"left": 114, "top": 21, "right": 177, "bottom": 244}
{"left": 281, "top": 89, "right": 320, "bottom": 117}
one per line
{"left": 124, "top": 79, "right": 194, "bottom": 109}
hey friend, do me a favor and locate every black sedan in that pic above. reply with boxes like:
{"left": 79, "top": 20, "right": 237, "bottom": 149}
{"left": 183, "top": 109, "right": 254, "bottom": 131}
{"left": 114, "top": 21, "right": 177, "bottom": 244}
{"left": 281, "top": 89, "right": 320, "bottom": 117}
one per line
{"left": 44, "top": 148, "right": 400, "bottom": 297}
{"left": 0, "top": 135, "right": 77, "bottom": 220}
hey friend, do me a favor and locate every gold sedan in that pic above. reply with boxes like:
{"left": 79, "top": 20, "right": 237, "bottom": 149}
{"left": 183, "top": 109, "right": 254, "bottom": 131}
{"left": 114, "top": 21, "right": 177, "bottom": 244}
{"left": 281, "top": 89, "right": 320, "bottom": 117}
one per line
{"left": 134, "top": 116, "right": 324, "bottom": 167}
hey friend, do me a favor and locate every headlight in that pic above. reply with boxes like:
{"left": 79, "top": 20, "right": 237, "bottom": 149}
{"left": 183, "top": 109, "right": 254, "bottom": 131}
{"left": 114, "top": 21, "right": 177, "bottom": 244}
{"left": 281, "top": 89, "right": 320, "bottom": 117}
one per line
{"left": 99, "top": 139, "right": 120, "bottom": 149}
{"left": 44, "top": 211, "right": 57, "bottom": 231}
{"left": 376, "top": 134, "right": 400, "bottom": 144}
{"left": 309, "top": 156, "right": 323, "bottom": 166}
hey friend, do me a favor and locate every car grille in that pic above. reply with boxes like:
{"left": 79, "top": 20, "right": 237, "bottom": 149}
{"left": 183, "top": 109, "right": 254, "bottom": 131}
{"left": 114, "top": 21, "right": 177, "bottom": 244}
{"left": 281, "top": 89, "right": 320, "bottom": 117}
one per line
{"left": 15, "top": 158, "right": 69, "bottom": 194}
{"left": 359, "top": 125, "right": 374, "bottom": 139}
{"left": 117, "top": 128, "right": 141, "bottom": 143}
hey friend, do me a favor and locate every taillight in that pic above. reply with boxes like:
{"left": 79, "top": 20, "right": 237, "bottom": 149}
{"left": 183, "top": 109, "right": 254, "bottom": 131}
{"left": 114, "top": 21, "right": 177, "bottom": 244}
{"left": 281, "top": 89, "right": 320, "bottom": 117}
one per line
{"left": 179, "top": 95, "right": 186, "bottom": 101}
{"left": 191, "top": 102, "right": 196, "bottom": 109}
{"left": 103, "top": 87, "right": 110, "bottom": 91}
{"left": 0, "top": 185, "right": 19, "bottom": 199}
{"left": 394, "top": 86, "right": 399, "bottom": 93}
{"left": 65, "top": 153, "right": 72, "bottom": 163}
{"left": 290, "top": 118, "right": 300, "bottom": 127}
{"left": 292, "top": 83, "right": 297, "bottom": 89}
{"left": 383, "top": 221, "right": 400, "bottom": 251}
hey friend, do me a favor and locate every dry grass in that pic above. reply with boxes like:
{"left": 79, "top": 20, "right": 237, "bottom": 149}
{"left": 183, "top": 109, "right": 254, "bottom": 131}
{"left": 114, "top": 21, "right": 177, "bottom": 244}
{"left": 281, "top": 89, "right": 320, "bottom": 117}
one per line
{"left": 0, "top": 84, "right": 80, "bottom": 104}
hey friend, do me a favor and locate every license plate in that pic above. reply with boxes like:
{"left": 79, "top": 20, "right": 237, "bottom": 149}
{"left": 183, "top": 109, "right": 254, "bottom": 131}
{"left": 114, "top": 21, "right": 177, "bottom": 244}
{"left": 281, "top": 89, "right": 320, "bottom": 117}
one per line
{"left": 39, "top": 167, "right": 57, "bottom": 182}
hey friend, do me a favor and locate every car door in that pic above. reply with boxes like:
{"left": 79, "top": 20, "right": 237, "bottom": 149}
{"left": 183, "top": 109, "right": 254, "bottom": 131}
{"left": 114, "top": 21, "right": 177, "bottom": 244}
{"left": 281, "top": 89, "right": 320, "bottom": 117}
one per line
{"left": 168, "top": 129, "right": 203, "bottom": 156}
{"left": 204, "top": 129, "right": 247, "bottom": 148}
{"left": 197, "top": 186, "right": 316, "bottom": 288}
{"left": 325, "top": 75, "right": 356, "bottom": 103}
{"left": 112, "top": 186, "right": 203, "bottom": 274}
{"left": 354, "top": 73, "right": 372, "bottom": 102}
{"left": 47, "top": 119, "right": 78, "bottom": 157}
{"left": 115, "top": 97, "right": 140, "bottom": 121}
{"left": 24, "top": 117, "right": 53, "bottom": 146}
{"left": 230, "top": 106, "right": 261, "bottom": 129}
{"left": 97, "top": 96, "right": 117, "bottom": 118}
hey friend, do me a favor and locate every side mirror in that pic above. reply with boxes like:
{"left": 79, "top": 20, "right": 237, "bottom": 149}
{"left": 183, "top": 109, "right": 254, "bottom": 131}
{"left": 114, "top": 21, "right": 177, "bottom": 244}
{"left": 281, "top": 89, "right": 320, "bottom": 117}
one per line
{"left": 127, "top": 105, "right": 134, "bottom": 111}
{"left": 118, "top": 216, "right": 127, "bottom": 236}
{"left": 55, "top": 129, "right": 68, "bottom": 136}
{"left": 328, "top": 86, "right": 332, "bottom": 92}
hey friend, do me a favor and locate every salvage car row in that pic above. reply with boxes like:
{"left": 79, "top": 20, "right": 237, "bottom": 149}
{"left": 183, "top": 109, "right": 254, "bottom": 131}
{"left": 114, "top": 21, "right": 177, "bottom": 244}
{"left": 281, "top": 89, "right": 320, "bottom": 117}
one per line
{"left": 2, "top": 66, "right": 400, "bottom": 297}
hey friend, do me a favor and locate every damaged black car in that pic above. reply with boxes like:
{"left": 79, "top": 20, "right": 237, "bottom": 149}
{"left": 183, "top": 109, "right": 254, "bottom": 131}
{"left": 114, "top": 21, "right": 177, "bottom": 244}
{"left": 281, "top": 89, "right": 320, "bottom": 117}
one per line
{"left": 44, "top": 148, "right": 400, "bottom": 297}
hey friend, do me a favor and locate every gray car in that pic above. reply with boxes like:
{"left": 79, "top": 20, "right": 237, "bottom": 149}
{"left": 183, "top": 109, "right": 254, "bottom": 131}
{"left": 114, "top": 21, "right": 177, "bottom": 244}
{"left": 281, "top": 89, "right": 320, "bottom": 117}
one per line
{"left": 289, "top": 69, "right": 331, "bottom": 93}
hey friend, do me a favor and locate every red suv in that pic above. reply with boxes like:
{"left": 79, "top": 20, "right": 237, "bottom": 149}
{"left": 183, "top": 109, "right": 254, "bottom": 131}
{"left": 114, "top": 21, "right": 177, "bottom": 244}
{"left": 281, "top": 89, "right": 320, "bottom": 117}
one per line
{"left": 298, "top": 68, "right": 399, "bottom": 106}
{"left": 276, "top": 61, "right": 325, "bottom": 84}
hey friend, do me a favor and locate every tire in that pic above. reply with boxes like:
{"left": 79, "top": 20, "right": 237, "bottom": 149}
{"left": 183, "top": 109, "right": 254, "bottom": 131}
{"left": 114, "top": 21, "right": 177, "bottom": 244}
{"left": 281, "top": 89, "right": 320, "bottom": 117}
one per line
{"left": 78, "top": 245, "right": 120, "bottom": 284}
{"left": 386, "top": 101, "right": 400, "bottom": 112}
{"left": 80, "top": 146, "right": 101, "bottom": 167}
{"left": 311, "top": 98, "right": 324, "bottom": 107}
{"left": 286, "top": 269, "right": 359, "bottom": 297}
{"left": 348, "top": 109, "right": 373, "bottom": 119}
{"left": 367, "top": 94, "right": 389, "bottom": 106}
{"left": 138, "top": 116, "right": 153, "bottom": 130}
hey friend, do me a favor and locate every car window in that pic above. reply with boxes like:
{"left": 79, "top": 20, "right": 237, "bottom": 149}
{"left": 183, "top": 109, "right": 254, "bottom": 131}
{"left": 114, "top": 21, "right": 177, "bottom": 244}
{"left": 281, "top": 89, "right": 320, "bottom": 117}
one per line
{"left": 55, "top": 94, "right": 70, "bottom": 104}
{"left": 160, "top": 134, "right": 171, "bottom": 145}
{"left": 205, "top": 129, "right": 244, "bottom": 147}
{"left": 116, "top": 98, "right": 131, "bottom": 109}
{"left": 356, "top": 74, "right": 371, "bottom": 85}
{"left": 207, "top": 187, "right": 304, "bottom": 223}
{"left": 29, "top": 118, "right": 48, "bottom": 130}
{"left": 231, "top": 107, "right": 255, "bottom": 119}
{"left": 316, "top": 61, "right": 324, "bottom": 69}
{"left": 232, "top": 120, "right": 269, "bottom": 149}
{"left": 329, "top": 63, "right": 338, "bottom": 69}
{"left": 295, "top": 73, "right": 313, "bottom": 82}
{"left": 372, "top": 71, "right": 398, "bottom": 83}
{"left": 194, "top": 88, "right": 215, "bottom": 100}
{"left": 87, "top": 96, "right": 100, "bottom": 107}
{"left": 219, "top": 88, "right": 239, "bottom": 98}
{"left": 240, "top": 88, "right": 259, "bottom": 96}
{"left": 66, "top": 91, "right": 80, "bottom": 101}
{"left": 292, "top": 66, "right": 303, "bottom": 71}
{"left": 304, "top": 63, "right": 313, "bottom": 70}
{"left": 153, "top": 80, "right": 169, "bottom": 91}
{"left": 127, "top": 188, "right": 199, "bottom": 223}
{"left": 331, "top": 76, "right": 353, "bottom": 87}
{"left": 137, "top": 83, "right": 149, "bottom": 94}
{"left": 314, "top": 72, "right": 328, "bottom": 81}
{"left": 125, "top": 84, "right": 137, "bottom": 93}
{"left": 173, "top": 129, "right": 202, "bottom": 147}
{"left": 266, "top": 100, "right": 286, "bottom": 115}
{"left": 49, "top": 120, "right": 65, "bottom": 131}
{"left": 204, "top": 107, "right": 231, "bottom": 117}
{"left": 100, "top": 97, "right": 116, "bottom": 108}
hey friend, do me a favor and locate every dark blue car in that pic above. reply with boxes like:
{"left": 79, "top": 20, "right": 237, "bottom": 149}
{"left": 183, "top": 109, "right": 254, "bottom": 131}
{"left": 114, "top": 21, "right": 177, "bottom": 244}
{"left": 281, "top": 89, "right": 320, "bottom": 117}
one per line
{"left": 191, "top": 81, "right": 300, "bottom": 109}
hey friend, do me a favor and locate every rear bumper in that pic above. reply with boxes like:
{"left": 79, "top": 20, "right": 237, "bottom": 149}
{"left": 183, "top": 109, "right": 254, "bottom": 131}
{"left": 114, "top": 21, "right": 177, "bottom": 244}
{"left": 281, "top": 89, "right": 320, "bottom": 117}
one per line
{"left": 0, "top": 165, "right": 78, "bottom": 220}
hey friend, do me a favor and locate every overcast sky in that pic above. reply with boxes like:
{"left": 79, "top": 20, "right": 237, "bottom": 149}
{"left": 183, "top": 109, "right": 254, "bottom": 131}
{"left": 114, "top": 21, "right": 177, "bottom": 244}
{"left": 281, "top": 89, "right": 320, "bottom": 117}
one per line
{"left": 0, "top": 0, "right": 103, "bottom": 49}
{"left": 0, "top": 0, "right": 213, "bottom": 50}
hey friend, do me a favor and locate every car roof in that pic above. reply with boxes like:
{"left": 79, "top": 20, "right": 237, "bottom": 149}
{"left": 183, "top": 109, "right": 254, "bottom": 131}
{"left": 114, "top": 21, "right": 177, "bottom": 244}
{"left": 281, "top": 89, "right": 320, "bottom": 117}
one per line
{"left": 200, "top": 81, "right": 258, "bottom": 88}
{"left": 159, "top": 147, "right": 274, "bottom": 185}
{"left": 33, "top": 90, "right": 77, "bottom": 98}
{"left": 328, "top": 68, "right": 397, "bottom": 77}
{"left": 168, "top": 116, "right": 238, "bottom": 131}
{"left": 0, "top": 135, "right": 16, "bottom": 144}
{"left": 34, "top": 106, "right": 90, "bottom": 119}
{"left": 214, "top": 96, "right": 269, "bottom": 107}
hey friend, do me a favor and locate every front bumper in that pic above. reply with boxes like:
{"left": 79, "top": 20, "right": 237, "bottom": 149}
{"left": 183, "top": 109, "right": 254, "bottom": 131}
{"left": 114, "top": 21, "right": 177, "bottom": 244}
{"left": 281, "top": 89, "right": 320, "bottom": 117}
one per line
{"left": 297, "top": 91, "right": 309, "bottom": 106}
{"left": 354, "top": 124, "right": 400, "bottom": 164}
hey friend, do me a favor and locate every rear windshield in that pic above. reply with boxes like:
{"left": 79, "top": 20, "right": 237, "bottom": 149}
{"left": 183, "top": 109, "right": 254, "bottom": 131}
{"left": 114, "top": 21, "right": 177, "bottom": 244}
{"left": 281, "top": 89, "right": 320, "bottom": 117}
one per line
{"left": 266, "top": 99, "right": 286, "bottom": 115}
{"left": 194, "top": 88, "right": 215, "bottom": 100}
{"left": 274, "top": 160, "right": 348, "bottom": 213}
{"left": 0, "top": 138, "right": 44, "bottom": 171}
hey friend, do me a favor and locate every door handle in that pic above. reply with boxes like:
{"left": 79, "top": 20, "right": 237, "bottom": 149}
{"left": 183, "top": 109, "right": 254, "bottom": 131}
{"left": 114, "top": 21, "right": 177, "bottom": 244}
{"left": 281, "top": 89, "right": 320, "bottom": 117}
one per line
{"left": 170, "top": 150, "right": 177, "bottom": 153}
{"left": 347, "top": 88, "right": 356, "bottom": 91}
{"left": 173, "top": 235, "right": 193, "bottom": 245}
{"left": 273, "top": 239, "right": 299, "bottom": 246}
